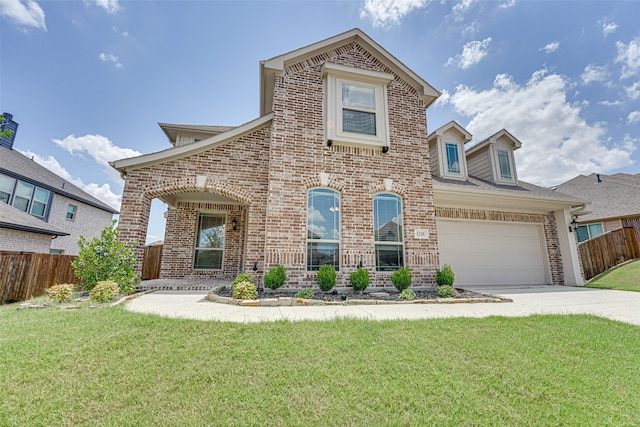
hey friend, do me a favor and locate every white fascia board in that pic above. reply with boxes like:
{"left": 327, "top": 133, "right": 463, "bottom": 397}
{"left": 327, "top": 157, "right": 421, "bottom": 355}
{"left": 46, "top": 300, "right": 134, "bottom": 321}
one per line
{"left": 428, "top": 120, "right": 472, "bottom": 143}
{"left": 111, "top": 113, "right": 273, "bottom": 173}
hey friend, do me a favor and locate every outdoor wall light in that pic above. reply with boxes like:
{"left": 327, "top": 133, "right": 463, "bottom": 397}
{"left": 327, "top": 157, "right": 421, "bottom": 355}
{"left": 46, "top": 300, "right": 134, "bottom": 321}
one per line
{"left": 253, "top": 262, "right": 258, "bottom": 272}
{"left": 231, "top": 218, "right": 237, "bottom": 231}
{"left": 568, "top": 218, "right": 578, "bottom": 233}
{"left": 357, "top": 260, "right": 363, "bottom": 268}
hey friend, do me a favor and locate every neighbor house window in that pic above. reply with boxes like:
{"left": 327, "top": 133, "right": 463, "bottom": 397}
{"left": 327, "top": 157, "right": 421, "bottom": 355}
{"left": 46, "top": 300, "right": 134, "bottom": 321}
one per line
{"left": 445, "top": 143, "right": 461, "bottom": 174}
{"left": 374, "top": 193, "right": 404, "bottom": 271}
{"left": 66, "top": 204, "right": 77, "bottom": 220}
{"left": 307, "top": 188, "right": 340, "bottom": 271}
{"left": 0, "top": 174, "right": 15, "bottom": 204}
{"left": 194, "top": 213, "right": 226, "bottom": 270}
{"left": 13, "top": 181, "right": 34, "bottom": 212}
{"left": 30, "top": 187, "right": 50, "bottom": 217}
{"left": 576, "top": 223, "right": 604, "bottom": 243}
{"left": 0, "top": 173, "right": 51, "bottom": 218}
{"left": 323, "top": 63, "right": 391, "bottom": 149}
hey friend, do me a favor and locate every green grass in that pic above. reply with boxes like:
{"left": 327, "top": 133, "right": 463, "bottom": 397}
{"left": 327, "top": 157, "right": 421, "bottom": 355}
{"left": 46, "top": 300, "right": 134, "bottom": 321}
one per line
{"left": 586, "top": 259, "right": 640, "bottom": 292}
{"left": 1, "top": 306, "right": 640, "bottom": 426}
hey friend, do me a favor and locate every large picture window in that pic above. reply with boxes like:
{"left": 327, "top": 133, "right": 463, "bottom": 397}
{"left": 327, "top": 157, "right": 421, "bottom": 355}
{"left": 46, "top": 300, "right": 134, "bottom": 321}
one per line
{"left": 307, "top": 188, "right": 340, "bottom": 271}
{"left": 374, "top": 193, "right": 404, "bottom": 271}
{"left": 194, "top": 213, "right": 226, "bottom": 270}
{"left": 0, "top": 173, "right": 51, "bottom": 218}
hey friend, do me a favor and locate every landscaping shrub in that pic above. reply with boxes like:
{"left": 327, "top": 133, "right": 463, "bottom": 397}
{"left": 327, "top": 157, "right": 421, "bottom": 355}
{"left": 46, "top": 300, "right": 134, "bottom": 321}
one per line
{"left": 390, "top": 267, "right": 412, "bottom": 292}
{"left": 399, "top": 289, "right": 415, "bottom": 301}
{"left": 435, "top": 264, "right": 455, "bottom": 287}
{"left": 437, "top": 285, "right": 455, "bottom": 298}
{"left": 89, "top": 280, "right": 120, "bottom": 303}
{"left": 317, "top": 264, "right": 337, "bottom": 292}
{"left": 294, "top": 289, "right": 314, "bottom": 299}
{"left": 233, "top": 281, "right": 257, "bottom": 300}
{"left": 46, "top": 283, "right": 75, "bottom": 303}
{"left": 232, "top": 273, "right": 255, "bottom": 291}
{"left": 264, "top": 264, "right": 287, "bottom": 290}
{"left": 349, "top": 268, "right": 370, "bottom": 292}
{"left": 72, "top": 220, "right": 138, "bottom": 294}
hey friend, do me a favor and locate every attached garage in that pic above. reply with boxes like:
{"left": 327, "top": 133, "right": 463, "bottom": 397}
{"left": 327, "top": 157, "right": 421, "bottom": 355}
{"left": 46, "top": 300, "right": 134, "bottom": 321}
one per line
{"left": 436, "top": 220, "right": 551, "bottom": 287}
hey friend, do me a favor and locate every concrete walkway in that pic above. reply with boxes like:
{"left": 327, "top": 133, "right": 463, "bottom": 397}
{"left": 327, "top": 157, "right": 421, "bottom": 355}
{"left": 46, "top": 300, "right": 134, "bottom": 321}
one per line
{"left": 124, "top": 286, "right": 640, "bottom": 325}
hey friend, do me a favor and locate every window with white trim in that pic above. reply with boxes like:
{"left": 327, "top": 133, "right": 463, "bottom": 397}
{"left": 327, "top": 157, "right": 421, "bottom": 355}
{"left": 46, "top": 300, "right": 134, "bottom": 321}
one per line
{"left": 576, "top": 223, "right": 603, "bottom": 243}
{"left": 374, "top": 193, "right": 404, "bottom": 271}
{"left": 307, "top": 188, "right": 340, "bottom": 271}
{"left": 492, "top": 147, "right": 516, "bottom": 185}
{"left": 445, "top": 143, "right": 461, "bottom": 174}
{"left": 498, "top": 150, "right": 512, "bottom": 180}
{"left": 194, "top": 213, "right": 226, "bottom": 270}
{"left": 323, "top": 63, "right": 391, "bottom": 149}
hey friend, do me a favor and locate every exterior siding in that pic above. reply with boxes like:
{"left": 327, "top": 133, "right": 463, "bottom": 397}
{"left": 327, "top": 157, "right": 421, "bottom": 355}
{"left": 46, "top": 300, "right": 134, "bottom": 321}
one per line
{"left": 467, "top": 150, "right": 491, "bottom": 181}
{"left": 429, "top": 141, "right": 439, "bottom": 178}
{"left": 0, "top": 228, "right": 52, "bottom": 253}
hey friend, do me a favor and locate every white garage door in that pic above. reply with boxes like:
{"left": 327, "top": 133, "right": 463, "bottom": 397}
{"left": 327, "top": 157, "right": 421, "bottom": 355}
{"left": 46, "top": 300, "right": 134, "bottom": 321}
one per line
{"left": 437, "top": 220, "right": 549, "bottom": 287}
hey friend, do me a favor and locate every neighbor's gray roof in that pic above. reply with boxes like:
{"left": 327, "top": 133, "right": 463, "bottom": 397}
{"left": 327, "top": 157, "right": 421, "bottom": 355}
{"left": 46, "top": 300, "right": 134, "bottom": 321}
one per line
{"left": 0, "top": 201, "right": 68, "bottom": 236}
{"left": 0, "top": 146, "right": 118, "bottom": 214}
{"left": 553, "top": 173, "right": 640, "bottom": 222}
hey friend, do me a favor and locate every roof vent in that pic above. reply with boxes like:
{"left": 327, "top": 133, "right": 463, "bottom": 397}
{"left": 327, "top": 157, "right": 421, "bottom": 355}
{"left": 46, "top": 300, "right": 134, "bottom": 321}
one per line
{"left": 596, "top": 174, "right": 602, "bottom": 183}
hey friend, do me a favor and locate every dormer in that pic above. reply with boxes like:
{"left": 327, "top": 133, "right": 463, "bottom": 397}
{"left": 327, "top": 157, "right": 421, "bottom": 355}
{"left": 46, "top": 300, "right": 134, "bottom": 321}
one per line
{"left": 427, "top": 121, "right": 472, "bottom": 181}
{"left": 466, "top": 129, "right": 521, "bottom": 186}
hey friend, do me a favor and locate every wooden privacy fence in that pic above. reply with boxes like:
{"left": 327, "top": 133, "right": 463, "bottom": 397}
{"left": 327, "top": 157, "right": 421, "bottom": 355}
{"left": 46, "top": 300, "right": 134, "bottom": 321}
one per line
{"left": 0, "top": 252, "right": 79, "bottom": 304}
{"left": 579, "top": 227, "right": 640, "bottom": 281}
{"left": 142, "top": 245, "right": 163, "bottom": 280}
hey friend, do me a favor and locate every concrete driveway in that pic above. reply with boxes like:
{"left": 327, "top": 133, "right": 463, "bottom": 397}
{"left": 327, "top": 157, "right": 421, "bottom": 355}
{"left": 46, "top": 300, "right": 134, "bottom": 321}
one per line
{"left": 124, "top": 286, "right": 640, "bottom": 325}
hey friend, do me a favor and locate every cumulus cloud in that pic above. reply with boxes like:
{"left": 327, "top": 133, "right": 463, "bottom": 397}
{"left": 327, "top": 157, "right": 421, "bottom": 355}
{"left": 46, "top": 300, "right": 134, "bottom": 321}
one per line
{"left": 99, "top": 52, "right": 123, "bottom": 68}
{"left": 52, "top": 134, "right": 141, "bottom": 182}
{"left": 452, "top": 0, "right": 475, "bottom": 21}
{"left": 446, "top": 38, "right": 491, "bottom": 69}
{"left": 625, "top": 82, "right": 640, "bottom": 100}
{"left": 0, "top": 0, "right": 46, "bottom": 30}
{"left": 498, "top": 0, "right": 515, "bottom": 9}
{"left": 86, "top": 0, "right": 121, "bottom": 14}
{"left": 615, "top": 37, "right": 640, "bottom": 79}
{"left": 449, "top": 69, "right": 635, "bottom": 186}
{"left": 581, "top": 64, "right": 609, "bottom": 85}
{"left": 601, "top": 20, "right": 617, "bottom": 36}
{"left": 598, "top": 100, "right": 623, "bottom": 107}
{"left": 360, "top": 0, "right": 428, "bottom": 27}
{"left": 628, "top": 111, "right": 640, "bottom": 124}
{"left": 434, "top": 89, "right": 450, "bottom": 106}
{"left": 19, "top": 150, "right": 121, "bottom": 210}
{"left": 541, "top": 42, "right": 560, "bottom": 54}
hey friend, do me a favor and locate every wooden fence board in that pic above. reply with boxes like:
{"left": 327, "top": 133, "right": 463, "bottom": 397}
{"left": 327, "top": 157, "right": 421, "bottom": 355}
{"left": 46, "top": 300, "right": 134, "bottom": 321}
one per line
{"left": 142, "top": 245, "right": 162, "bottom": 280}
{"left": 578, "top": 227, "right": 640, "bottom": 281}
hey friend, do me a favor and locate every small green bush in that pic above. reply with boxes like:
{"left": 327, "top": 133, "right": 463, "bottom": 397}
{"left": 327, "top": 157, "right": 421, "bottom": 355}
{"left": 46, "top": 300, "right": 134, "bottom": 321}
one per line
{"left": 233, "top": 281, "right": 257, "bottom": 300}
{"left": 390, "top": 267, "right": 412, "bottom": 292}
{"left": 89, "top": 280, "right": 120, "bottom": 303}
{"left": 436, "top": 264, "right": 455, "bottom": 287}
{"left": 317, "top": 264, "right": 337, "bottom": 292}
{"left": 46, "top": 283, "right": 75, "bottom": 303}
{"left": 232, "top": 273, "right": 255, "bottom": 291}
{"left": 264, "top": 264, "right": 287, "bottom": 290}
{"left": 399, "top": 289, "right": 416, "bottom": 301}
{"left": 437, "top": 285, "right": 455, "bottom": 298}
{"left": 349, "top": 268, "right": 370, "bottom": 292}
{"left": 294, "top": 289, "right": 314, "bottom": 299}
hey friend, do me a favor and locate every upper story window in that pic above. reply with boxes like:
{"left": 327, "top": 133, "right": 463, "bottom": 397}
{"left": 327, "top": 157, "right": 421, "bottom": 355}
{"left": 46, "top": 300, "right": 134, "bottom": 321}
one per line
{"left": 66, "top": 204, "right": 77, "bottom": 220}
{"left": 445, "top": 143, "right": 461, "bottom": 174}
{"left": 194, "top": 213, "right": 226, "bottom": 270}
{"left": 307, "top": 188, "right": 340, "bottom": 271}
{"left": 323, "top": 63, "right": 392, "bottom": 149}
{"left": 0, "top": 173, "right": 51, "bottom": 219}
{"left": 497, "top": 150, "right": 512, "bottom": 180}
{"left": 492, "top": 146, "right": 516, "bottom": 185}
{"left": 373, "top": 193, "right": 404, "bottom": 271}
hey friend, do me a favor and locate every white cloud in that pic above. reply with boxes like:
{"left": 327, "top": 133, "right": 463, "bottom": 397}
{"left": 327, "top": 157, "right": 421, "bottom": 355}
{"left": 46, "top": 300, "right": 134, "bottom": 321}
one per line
{"left": 498, "top": 0, "right": 515, "bottom": 9}
{"left": 452, "top": 0, "right": 474, "bottom": 21}
{"left": 615, "top": 37, "right": 640, "bottom": 79}
{"left": 449, "top": 69, "right": 635, "bottom": 186}
{"left": 0, "top": 0, "right": 46, "bottom": 30}
{"left": 99, "top": 52, "right": 123, "bottom": 68}
{"left": 581, "top": 64, "right": 608, "bottom": 85}
{"left": 18, "top": 150, "right": 121, "bottom": 210}
{"left": 625, "top": 82, "right": 640, "bottom": 100}
{"left": 446, "top": 37, "right": 491, "bottom": 69}
{"left": 52, "top": 134, "right": 141, "bottom": 182}
{"left": 360, "top": 0, "right": 428, "bottom": 27}
{"left": 541, "top": 42, "right": 560, "bottom": 54}
{"left": 434, "top": 89, "right": 450, "bottom": 106}
{"left": 628, "top": 111, "right": 640, "bottom": 124}
{"left": 601, "top": 20, "right": 618, "bottom": 36}
{"left": 598, "top": 100, "right": 623, "bottom": 107}
{"left": 87, "top": 0, "right": 121, "bottom": 14}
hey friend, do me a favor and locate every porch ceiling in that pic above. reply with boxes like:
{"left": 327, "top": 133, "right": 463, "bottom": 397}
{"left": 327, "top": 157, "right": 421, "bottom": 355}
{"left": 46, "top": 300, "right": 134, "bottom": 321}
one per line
{"left": 159, "top": 192, "right": 243, "bottom": 207}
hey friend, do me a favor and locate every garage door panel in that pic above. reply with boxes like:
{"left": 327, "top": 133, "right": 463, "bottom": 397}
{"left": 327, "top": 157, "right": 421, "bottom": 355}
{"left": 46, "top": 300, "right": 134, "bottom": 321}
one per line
{"left": 437, "top": 220, "right": 548, "bottom": 287}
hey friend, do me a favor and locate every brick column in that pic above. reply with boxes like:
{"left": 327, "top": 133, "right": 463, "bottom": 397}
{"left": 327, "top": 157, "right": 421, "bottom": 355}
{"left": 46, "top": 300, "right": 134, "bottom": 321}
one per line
{"left": 118, "top": 178, "right": 151, "bottom": 276}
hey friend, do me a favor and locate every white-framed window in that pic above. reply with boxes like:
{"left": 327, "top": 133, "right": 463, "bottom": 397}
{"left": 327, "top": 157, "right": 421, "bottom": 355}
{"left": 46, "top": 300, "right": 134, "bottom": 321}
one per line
{"left": 66, "top": 204, "right": 77, "bottom": 220}
{"left": 492, "top": 147, "right": 516, "bottom": 185}
{"left": 307, "top": 188, "right": 340, "bottom": 271}
{"left": 576, "top": 223, "right": 604, "bottom": 243}
{"left": 0, "top": 173, "right": 51, "bottom": 218}
{"left": 373, "top": 193, "right": 404, "bottom": 271}
{"left": 445, "top": 143, "right": 461, "bottom": 174}
{"left": 323, "top": 63, "right": 392, "bottom": 149}
{"left": 194, "top": 213, "right": 226, "bottom": 270}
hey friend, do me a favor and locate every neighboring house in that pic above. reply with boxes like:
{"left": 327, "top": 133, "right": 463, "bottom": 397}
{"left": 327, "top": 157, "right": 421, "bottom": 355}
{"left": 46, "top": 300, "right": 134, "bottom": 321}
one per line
{"left": 112, "top": 29, "right": 586, "bottom": 288}
{"left": 554, "top": 173, "right": 640, "bottom": 246}
{"left": 0, "top": 123, "right": 119, "bottom": 254}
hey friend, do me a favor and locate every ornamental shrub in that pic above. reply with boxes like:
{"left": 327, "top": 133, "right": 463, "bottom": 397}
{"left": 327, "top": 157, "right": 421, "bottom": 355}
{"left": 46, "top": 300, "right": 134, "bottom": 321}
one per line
{"left": 72, "top": 220, "right": 138, "bottom": 294}
{"left": 233, "top": 281, "right": 257, "bottom": 300}
{"left": 90, "top": 280, "right": 120, "bottom": 303}
{"left": 437, "top": 285, "right": 455, "bottom": 298}
{"left": 349, "top": 268, "right": 370, "bottom": 292}
{"left": 294, "top": 288, "right": 314, "bottom": 299}
{"left": 46, "top": 283, "right": 75, "bottom": 303}
{"left": 317, "top": 264, "right": 337, "bottom": 292}
{"left": 435, "top": 264, "right": 455, "bottom": 287}
{"left": 389, "top": 267, "right": 412, "bottom": 292}
{"left": 399, "top": 289, "right": 416, "bottom": 301}
{"left": 232, "top": 273, "right": 255, "bottom": 291}
{"left": 264, "top": 264, "right": 287, "bottom": 290}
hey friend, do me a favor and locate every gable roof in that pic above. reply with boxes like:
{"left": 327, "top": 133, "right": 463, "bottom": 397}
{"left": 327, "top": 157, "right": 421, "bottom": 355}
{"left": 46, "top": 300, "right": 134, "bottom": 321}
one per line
{"left": 158, "top": 123, "right": 236, "bottom": 146}
{"left": 466, "top": 129, "right": 522, "bottom": 156}
{"left": 427, "top": 120, "right": 472, "bottom": 143}
{"left": 1, "top": 146, "right": 118, "bottom": 214}
{"left": 553, "top": 173, "right": 640, "bottom": 222}
{"left": 0, "top": 201, "right": 68, "bottom": 236}
{"left": 260, "top": 28, "right": 440, "bottom": 115}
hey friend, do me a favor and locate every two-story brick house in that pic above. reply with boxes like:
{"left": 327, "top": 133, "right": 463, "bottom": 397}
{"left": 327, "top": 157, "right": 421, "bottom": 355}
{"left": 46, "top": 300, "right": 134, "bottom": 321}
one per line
{"left": 112, "top": 29, "right": 586, "bottom": 288}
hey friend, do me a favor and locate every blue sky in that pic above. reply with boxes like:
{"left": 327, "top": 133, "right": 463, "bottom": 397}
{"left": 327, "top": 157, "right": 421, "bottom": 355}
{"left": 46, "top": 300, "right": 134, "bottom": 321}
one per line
{"left": 1, "top": 0, "right": 639, "bottom": 243}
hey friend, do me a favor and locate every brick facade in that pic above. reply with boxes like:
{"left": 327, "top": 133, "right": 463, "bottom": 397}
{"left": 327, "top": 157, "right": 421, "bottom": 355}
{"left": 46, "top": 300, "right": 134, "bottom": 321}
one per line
{"left": 0, "top": 228, "right": 52, "bottom": 253}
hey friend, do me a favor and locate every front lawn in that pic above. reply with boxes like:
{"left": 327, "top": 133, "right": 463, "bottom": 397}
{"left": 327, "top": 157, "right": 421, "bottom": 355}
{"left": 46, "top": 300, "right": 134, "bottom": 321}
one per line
{"left": 1, "top": 306, "right": 639, "bottom": 426}
{"left": 586, "top": 258, "right": 640, "bottom": 292}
